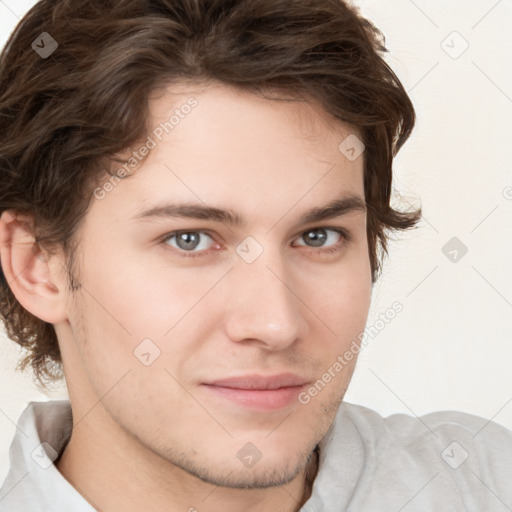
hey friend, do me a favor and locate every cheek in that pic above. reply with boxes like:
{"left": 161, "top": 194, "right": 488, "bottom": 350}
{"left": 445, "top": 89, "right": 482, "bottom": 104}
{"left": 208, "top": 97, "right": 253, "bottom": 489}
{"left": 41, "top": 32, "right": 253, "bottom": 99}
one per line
{"left": 302, "top": 252, "right": 372, "bottom": 337}
{"left": 68, "top": 255, "right": 222, "bottom": 388}
{"left": 73, "top": 227, "right": 372, "bottom": 370}
{"left": 76, "top": 242, "right": 208, "bottom": 336}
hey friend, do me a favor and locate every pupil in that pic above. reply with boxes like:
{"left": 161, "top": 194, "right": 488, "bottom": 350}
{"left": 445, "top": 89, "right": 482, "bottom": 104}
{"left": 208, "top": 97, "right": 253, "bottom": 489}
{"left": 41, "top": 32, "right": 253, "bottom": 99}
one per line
{"left": 306, "top": 229, "right": 326, "bottom": 247}
{"left": 178, "top": 232, "right": 199, "bottom": 250}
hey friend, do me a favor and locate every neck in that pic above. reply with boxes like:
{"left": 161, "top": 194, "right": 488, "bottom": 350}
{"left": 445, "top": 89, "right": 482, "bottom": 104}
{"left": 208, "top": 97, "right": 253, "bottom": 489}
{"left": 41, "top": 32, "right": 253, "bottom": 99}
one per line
{"left": 56, "top": 404, "right": 319, "bottom": 512}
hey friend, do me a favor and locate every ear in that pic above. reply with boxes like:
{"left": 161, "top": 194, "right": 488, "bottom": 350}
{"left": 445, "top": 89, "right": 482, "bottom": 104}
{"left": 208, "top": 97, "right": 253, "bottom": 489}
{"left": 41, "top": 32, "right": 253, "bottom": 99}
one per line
{"left": 0, "top": 210, "right": 68, "bottom": 324}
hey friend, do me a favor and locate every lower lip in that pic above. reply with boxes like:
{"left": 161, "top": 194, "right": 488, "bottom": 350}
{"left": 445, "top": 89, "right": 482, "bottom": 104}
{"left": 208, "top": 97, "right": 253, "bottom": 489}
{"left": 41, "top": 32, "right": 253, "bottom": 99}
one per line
{"left": 200, "top": 384, "right": 306, "bottom": 410}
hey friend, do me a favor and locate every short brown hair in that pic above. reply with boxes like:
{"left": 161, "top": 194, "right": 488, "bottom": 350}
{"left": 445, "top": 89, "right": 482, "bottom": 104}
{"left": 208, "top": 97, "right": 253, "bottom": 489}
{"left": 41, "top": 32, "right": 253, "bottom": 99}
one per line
{"left": 0, "top": 0, "right": 421, "bottom": 389}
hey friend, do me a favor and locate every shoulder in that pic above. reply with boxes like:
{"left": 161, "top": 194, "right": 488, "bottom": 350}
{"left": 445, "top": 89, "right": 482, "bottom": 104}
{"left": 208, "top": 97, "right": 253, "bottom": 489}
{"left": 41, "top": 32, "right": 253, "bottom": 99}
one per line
{"left": 340, "top": 402, "right": 512, "bottom": 443}
{"left": 341, "top": 401, "right": 511, "bottom": 437}
{"left": 322, "top": 402, "right": 512, "bottom": 509}
{"left": 339, "top": 401, "right": 512, "bottom": 467}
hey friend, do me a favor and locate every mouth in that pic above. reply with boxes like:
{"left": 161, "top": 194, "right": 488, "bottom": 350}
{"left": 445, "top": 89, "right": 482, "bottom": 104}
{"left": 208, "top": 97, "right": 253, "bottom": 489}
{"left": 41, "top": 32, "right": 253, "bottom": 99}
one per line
{"left": 200, "top": 373, "right": 310, "bottom": 410}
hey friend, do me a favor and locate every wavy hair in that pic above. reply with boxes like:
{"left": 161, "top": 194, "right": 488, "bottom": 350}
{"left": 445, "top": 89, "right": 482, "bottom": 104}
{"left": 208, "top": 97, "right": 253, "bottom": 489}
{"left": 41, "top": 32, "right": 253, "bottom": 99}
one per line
{"left": 0, "top": 0, "right": 421, "bottom": 389}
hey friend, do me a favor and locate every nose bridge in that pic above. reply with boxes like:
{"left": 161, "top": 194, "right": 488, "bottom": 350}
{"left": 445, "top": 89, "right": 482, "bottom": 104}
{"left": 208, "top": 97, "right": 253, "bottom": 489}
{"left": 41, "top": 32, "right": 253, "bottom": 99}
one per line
{"left": 223, "top": 242, "right": 304, "bottom": 348}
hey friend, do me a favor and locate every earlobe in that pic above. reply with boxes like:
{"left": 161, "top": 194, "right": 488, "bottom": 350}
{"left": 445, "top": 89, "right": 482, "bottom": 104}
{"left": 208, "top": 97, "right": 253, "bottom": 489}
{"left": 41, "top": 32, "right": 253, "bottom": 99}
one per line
{"left": 0, "top": 210, "right": 68, "bottom": 324}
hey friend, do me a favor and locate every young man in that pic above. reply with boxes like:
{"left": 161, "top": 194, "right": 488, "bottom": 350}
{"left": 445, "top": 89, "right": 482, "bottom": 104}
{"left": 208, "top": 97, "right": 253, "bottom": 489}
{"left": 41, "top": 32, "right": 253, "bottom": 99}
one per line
{"left": 0, "top": 1, "right": 511, "bottom": 511}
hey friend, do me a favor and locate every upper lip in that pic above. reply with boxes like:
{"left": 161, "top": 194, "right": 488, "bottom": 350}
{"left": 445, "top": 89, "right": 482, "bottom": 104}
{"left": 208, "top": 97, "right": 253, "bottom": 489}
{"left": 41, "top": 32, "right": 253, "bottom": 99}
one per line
{"left": 204, "top": 373, "right": 310, "bottom": 390}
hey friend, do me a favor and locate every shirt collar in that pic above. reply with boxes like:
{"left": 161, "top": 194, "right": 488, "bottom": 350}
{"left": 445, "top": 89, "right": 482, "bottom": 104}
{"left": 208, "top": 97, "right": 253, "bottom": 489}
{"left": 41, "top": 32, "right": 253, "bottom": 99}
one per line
{"left": 0, "top": 400, "right": 95, "bottom": 511}
{"left": 0, "top": 400, "right": 365, "bottom": 511}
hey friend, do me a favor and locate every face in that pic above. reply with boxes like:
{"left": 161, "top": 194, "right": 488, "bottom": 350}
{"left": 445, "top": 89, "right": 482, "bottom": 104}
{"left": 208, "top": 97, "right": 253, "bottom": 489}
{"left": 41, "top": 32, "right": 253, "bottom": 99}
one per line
{"left": 56, "top": 82, "right": 372, "bottom": 488}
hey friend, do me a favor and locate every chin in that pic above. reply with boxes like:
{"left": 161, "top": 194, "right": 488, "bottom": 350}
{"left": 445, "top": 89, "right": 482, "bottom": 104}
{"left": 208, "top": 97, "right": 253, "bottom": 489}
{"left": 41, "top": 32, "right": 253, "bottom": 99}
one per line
{"left": 194, "top": 461, "right": 304, "bottom": 489}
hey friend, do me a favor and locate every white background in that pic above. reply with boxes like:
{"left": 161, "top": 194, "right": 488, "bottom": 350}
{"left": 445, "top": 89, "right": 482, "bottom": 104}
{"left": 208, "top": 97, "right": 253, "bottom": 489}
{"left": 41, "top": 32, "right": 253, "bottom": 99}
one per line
{"left": 1, "top": 0, "right": 511, "bottom": 484}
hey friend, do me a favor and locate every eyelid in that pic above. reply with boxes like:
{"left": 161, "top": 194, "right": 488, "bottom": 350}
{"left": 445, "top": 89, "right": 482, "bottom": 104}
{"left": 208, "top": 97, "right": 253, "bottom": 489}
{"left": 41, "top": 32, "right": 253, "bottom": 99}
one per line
{"left": 160, "top": 226, "right": 350, "bottom": 257}
{"left": 160, "top": 229, "right": 218, "bottom": 250}
{"left": 298, "top": 225, "right": 352, "bottom": 243}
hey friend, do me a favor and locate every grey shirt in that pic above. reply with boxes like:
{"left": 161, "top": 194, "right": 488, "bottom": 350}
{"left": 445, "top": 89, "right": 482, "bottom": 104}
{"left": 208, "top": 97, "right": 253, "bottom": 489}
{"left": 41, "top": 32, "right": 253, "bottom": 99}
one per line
{"left": 1, "top": 400, "right": 512, "bottom": 511}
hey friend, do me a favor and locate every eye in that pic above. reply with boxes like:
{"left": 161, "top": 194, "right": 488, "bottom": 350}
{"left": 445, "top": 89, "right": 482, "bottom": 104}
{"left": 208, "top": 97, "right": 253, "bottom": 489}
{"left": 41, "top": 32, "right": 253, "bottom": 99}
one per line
{"left": 161, "top": 227, "right": 350, "bottom": 258}
{"left": 162, "top": 230, "right": 217, "bottom": 255}
{"left": 293, "top": 227, "right": 349, "bottom": 253}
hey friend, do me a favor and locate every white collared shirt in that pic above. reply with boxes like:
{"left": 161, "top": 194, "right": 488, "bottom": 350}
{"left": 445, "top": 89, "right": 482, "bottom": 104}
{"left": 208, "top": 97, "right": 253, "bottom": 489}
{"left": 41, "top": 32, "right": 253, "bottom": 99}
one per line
{"left": 2, "top": 400, "right": 512, "bottom": 511}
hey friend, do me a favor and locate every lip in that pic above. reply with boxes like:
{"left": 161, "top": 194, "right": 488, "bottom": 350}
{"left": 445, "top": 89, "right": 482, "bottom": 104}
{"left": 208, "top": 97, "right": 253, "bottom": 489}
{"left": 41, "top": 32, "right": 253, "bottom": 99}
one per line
{"left": 200, "top": 373, "right": 310, "bottom": 410}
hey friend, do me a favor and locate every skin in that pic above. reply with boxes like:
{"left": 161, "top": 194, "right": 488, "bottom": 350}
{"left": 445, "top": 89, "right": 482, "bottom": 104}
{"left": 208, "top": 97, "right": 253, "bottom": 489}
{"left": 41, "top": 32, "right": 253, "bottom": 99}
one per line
{"left": 0, "top": 82, "right": 372, "bottom": 511}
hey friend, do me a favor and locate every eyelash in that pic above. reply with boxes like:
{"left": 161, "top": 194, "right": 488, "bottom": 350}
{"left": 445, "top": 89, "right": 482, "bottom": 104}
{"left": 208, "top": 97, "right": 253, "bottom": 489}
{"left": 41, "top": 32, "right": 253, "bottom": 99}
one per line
{"left": 160, "top": 227, "right": 351, "bottom": 259}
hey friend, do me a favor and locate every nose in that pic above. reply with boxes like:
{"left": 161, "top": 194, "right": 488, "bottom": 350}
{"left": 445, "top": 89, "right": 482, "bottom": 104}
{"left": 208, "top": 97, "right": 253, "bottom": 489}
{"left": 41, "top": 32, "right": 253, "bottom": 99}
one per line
{"left": 222, "top": 251, "right": 307, "bottom": 351}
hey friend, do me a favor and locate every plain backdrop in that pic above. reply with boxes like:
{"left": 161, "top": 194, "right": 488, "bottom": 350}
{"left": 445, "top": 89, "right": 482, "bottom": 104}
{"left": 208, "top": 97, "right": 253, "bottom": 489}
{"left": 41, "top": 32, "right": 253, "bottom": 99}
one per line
{"left": 1, "top": 0, "right": 511, "bottom": 484}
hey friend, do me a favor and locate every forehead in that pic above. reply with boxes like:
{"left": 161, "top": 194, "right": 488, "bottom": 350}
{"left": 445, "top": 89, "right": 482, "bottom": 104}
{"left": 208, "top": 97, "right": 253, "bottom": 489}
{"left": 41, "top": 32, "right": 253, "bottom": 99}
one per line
{"left": 95, "top": 82, "right": 365, "bottom": 225}
{"left": 147, "top": 81, "right": 362, "bottom": 152}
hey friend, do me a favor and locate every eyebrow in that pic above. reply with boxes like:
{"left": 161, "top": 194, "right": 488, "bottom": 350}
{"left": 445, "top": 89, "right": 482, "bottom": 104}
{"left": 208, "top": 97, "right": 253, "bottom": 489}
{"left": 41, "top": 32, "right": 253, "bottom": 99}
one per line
{"left": 132, "top": 194, "right": 366, "bottom": 227}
